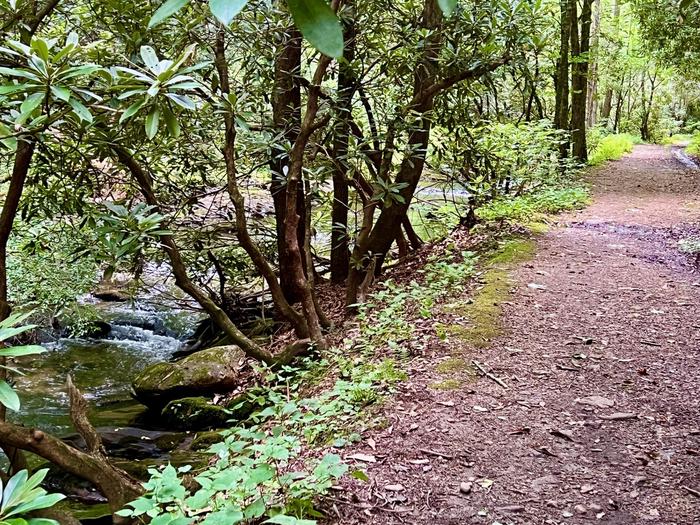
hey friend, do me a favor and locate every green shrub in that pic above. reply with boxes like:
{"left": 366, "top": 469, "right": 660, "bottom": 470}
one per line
{"left": 588, "top": 133, "right": 635, "bottom": 166}
{"left": 478, "top": 186, "right": 590, "bottom": 222}
{"left": 686, "top": 134, "right": 700, "bottom": 156}
{"left": 661, "top": 133, "right": 693, "bottom": 145}
{"left": 0, "top": 468, "right": 65, "bottom": 525}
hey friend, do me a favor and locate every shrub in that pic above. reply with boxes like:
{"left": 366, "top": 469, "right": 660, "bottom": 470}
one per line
{"left": 588, "top": 133, "right": 635, "bottom": 166}
{"left": 686, "top": 133, "right": 700, "bottom": 156}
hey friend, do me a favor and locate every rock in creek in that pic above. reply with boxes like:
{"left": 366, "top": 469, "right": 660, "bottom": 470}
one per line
{"left": 132, "top": 345, "right": 247, "bottom": 407}
{"left": 160, "top": 393, "right": 257, "bottom": 430}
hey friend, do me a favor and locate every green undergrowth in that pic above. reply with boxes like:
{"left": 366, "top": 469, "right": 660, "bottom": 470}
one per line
{"left": 686, "top": 133, "right": 700, "bottom": 156}
{"left": 477, "top": 186, "right": 590, "bottom": 225}
{"left": 661, "top": 133, "right": 693, "bottom": 146}
{"left": 119, "top": 247, "right": 481, "bottom": 525}
{"left": 588, "top": 133, "right": 635, "bottom": 166}
{"left": 119, "top": 212, "right": 552, "bottom": 524}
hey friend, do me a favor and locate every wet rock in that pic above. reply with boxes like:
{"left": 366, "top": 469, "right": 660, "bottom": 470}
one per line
{"left": 161, "top": 394, "right": 253, "bottom": 430}
{"left": 190, "top": 430, "right": 224, "bottom": 451}
{"left": 63, "top": 427, "right": 187, "bottom": 459}
{"left": 132, "top": 345, "right": 247, "bottom": 407}
{"left": 93, "top": 286, "right": 130, "bottom": 302}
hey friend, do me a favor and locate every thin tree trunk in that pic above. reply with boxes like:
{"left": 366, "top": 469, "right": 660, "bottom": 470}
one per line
{"left": 554, "top": 0, "right": 572, "bottom": 158}
{"left": 571, "top": 0, "right": 592, "bottom": 162}
{"left": 330, "top": 18, "right": 357, "bottom": 284}
{"left": 270, "top": 26, "right": 307, "bottom": 303}
{"left": 213, "top": 29, "right": 308, "bottom": 338}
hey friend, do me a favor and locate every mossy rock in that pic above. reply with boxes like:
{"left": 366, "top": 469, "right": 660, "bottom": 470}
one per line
{"left": 132, "top": 345, "right": 247, "bottom": 407}
{"left": 160, "top": 392, "right": 256, "bottom": 430}
{"left": 190, "top": 430, "right": 224, "bottom": 451}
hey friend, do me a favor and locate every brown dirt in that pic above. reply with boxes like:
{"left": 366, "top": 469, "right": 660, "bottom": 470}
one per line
{"left": 331, "top": 145, "right": 700, "bottom": 524}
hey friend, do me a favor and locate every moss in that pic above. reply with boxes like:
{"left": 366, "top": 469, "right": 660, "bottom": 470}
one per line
{"left": 488, "top": 238, "right": 537, "bottom": 266}
{"left": 525, "top": 220, "right": 550, "bottom": 234}
{"left": 436, "top": 357, "right": 469, "bottom": 373}
{"left": 430, "top": 379, "right": 462, "bottom": 391}
{"left": 191, "top": 430, "right": 224, "bottom": 451}
{"left": 442, "top": 238, "right": 536, "bottom": 349}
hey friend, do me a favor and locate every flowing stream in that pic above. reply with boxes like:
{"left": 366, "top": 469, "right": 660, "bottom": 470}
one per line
{"left": 10, "top": 303, "right": 201, "bottom": 435}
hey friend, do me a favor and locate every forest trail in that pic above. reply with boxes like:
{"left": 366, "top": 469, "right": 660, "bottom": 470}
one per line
{"left": 337, "top": 144, "right": 700, "bottom": 524}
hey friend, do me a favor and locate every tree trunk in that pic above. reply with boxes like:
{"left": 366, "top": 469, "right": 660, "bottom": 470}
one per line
{"left": 571, "top": 0, "right": 592, "bottom": 162}
{"left": 346, "top": 0, "right": 443, "bottom": 306}
{"left": 586, "top": 0, "right": 601, "bottom": 128}
{"left": 270, "top": 27, "right": 307, "bottom": 303}
{"left": 554, "top": 0, "right": 572, "bottom": 158}
{"left": 213, "top": 29, "right": 308, "bottom": 338}
{"left": 0, "top": 139, "right": 34, "bottom": 475}
{"left": 330, "top": 19, "right": 357, "bottom": 284}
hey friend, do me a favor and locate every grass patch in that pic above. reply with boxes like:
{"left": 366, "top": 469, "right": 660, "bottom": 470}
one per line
{"left": 661, "top": 133, "right": 693, "bottom": 145}
{"left": 588, "top": 133, "right": 635, "bottom": 166}
{"left": 478, "top": 186, "right": 590, "bottom": 223}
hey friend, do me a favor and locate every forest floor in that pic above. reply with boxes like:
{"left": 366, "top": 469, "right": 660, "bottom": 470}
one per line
{"left": 333, "top": 144, "right": 700, "bottom": 525}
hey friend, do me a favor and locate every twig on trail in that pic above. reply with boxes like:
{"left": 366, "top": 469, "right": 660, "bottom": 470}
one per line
{"left": 472, "top": 360, "right": 508, "bottom": 389}
{"left": 640, "top": 340, "right": 662, "bottom": 347}
{"left": 419, "top": 448, "right": 454, "bottom": 459}
{"left": 682, "top": 485, "right": 700, "bottom": 498}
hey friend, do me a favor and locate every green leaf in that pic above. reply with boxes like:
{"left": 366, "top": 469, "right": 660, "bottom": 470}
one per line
{"left": 0, "top": 345, "right": 44, "bottom": 358}
{"left": 145, "top": 107, "right": 160, "bottom": 139}
{"left": 68, "top": 97, "right": 92, "bottom": 123}
{"left": 350, "top": 469, "right": 369, "bottom": 482}
{"left": 286, "top": 0, "right": 343, "bottom": 58}
{"left": 162, "top": 105, "right": 180, "bottom": 137}
{"left": 0, "top": 380, "right": 20, "bottom": 411}
{"left": 140, "top": 46, "right": 159, "bottom": 71}
{"left": 119, "top": 99, "right": 146, "bottom": 124}
{"left": 0, "top": 84, "right": 30, "bottom": 95}
{"left": 209, "top": 0, "right": 249, "bottom": 25}
{"left": 148, "top": 0, "right": 191, "bottom": 28}
{"left": 165, "top": 93, "right": 196, "bottom": 110}
{"left": 50, "top": 85, "right": 70, "bottom": 102}
{"left": 437, "top": 0, "right": 457, "bottom": 16}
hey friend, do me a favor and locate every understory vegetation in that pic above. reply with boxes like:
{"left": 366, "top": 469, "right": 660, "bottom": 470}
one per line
{"left": 1, "top": 0, "right": 699, "bottom": 523}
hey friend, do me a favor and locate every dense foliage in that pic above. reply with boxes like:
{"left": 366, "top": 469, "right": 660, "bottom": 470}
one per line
{"left": 0, "top": 0, "right": 697, "bottom": 523}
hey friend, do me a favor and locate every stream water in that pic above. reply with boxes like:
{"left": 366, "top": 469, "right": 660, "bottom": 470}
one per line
{"left": 9, "top": 302, "right": 201, "bottom": 436}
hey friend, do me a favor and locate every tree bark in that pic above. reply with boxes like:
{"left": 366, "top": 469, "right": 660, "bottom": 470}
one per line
{"left": 554, "top": 0, "right": 572, "bottom": 159}
{"left": 270, "top": 26, "right": 307, "bottom": 303}
{"left": 213, "top": 29, "right": 309, "bottom": 338}
{"left": 330, "top": 18, "right": 357, "bottom": 284}
{"left": 571, "top": 0, "right": 592, "bottom": 162}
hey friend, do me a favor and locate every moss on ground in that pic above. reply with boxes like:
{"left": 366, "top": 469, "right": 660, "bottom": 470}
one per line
{"left": 430, "top": 237, "right": 537, "bottom": 390}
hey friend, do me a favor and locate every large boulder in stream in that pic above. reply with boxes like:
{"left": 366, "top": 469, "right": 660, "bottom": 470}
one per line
{"left": 132, "top": 345, "right": 246, "bottom": 407}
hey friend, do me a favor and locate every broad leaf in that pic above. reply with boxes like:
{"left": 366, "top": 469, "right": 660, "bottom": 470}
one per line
{"left": 210, "top": 0, "right": 249, "bottom": 25}
{"left": 145, "top": 107, "right": 160, "bottom": 139}
{"left": 68, "top": 97, "right": 92, "bottom": 123}
{"left": 149, "top": 0, "right": 191, "bottom": 28}
{"left": 437, "top": 0, "right": 457, "bottom": 16}
{"left": 0, "top": 380, "right": 20, "bottom": 411}
{"left": 286, "top": 0, "right": 343, "bottom": 58}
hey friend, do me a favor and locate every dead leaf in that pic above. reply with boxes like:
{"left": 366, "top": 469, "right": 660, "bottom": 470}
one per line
{"left": 347, "top": 453, "right": 376, "bottom": 463}
{"left": 384, "top": 484, "right": 405, "bottom": 492}
{"left": 367, "top": 438, "right": 376, "bottom": 450}
{"left": 576, "top": 395, "right": 614, "bottom": 409}
{"left": 550, "top": 428, "right": 575, "bottom": 441}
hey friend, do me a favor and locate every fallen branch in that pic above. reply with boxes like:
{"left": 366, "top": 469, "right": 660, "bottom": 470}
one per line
{"left": 472, "top": 360, "right": 508, "bottom": 389}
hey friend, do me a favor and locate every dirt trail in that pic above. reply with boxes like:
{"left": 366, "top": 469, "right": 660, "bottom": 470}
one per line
{"left": 336, "top": 145, "right": 700, "bottom": 524}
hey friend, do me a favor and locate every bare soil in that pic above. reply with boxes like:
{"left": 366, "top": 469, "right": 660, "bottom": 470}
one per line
{"left": 331, "top": 145, "right": 700, "bottom": 525}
